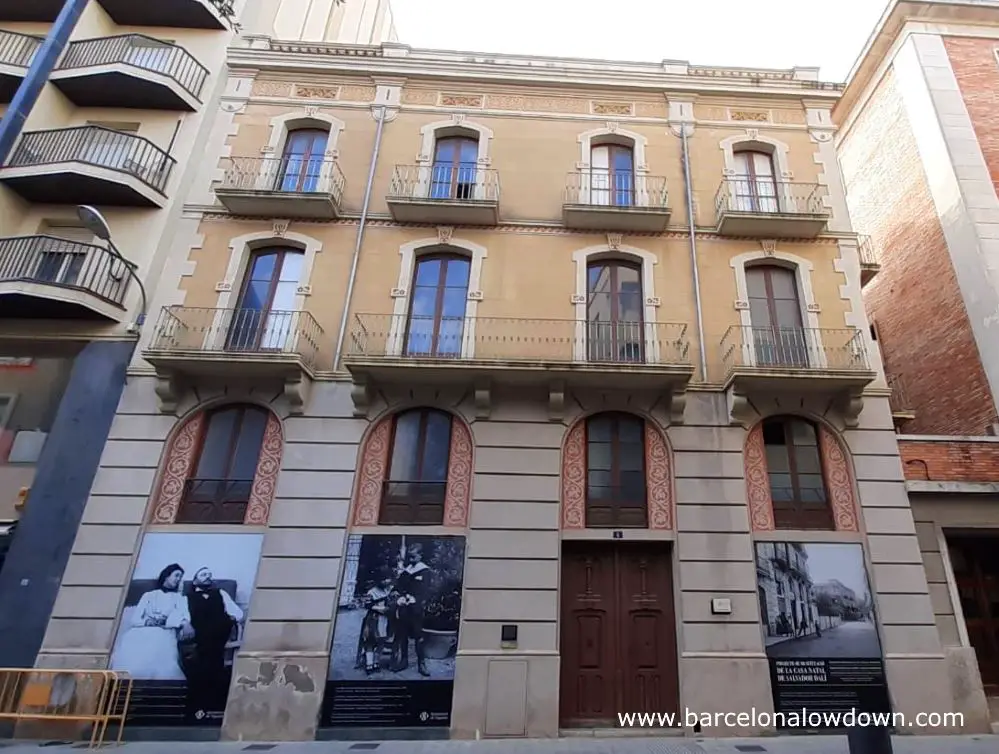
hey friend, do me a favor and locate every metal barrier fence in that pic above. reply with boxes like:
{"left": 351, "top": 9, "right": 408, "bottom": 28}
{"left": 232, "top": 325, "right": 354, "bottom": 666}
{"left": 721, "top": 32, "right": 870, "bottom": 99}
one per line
{"left": 0, "top": 668, "right": 133, "bottom": 748}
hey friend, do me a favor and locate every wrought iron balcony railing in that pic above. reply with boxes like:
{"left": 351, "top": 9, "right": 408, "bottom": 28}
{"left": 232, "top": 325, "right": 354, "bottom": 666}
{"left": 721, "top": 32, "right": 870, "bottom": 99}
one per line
{"left": 858, "top": 235, "right": 880, "bottom": 267}
{"left": 346, "top": 314, "right": 691, "bottom": 366}
{"left": 148, "top": 306, "right": 323, "bottom": 371}
{"left": 887, "top": 373, "right": 913, "bottom": 414}
{"left": 720, "top": 326, "right": 871, "bottom": 373}
{"left": 218, "top": 156, "right": 346, "bottom": 201}
{"left": 57, "top": 35, "right": 209, "bottom": 100}
{"left": 387, "top": 164, "right": 500, "bottom": 203}
{"left": 715, "top": 179, "right": 828, "bottom": 217}
{"left": 7, "top": 126, "right": 175, "bottom": 194}
{"left": 564, "top": 170, "right": 669, "bottom": 209}
{"left": 0, "top": 30, "right": 41, "bottom": 68}
{"left": 0, "top": 235, "right": 130, "bottom": 306}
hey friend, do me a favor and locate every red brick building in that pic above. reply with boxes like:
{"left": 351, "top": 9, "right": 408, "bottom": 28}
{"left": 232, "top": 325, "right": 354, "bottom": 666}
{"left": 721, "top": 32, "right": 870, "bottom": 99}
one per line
{"left": 835, "top": 0, "right": 999, "bottom": 731}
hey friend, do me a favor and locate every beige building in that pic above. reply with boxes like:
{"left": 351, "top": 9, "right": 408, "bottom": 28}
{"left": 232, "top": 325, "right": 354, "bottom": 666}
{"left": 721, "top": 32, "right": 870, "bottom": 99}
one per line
{"left": 28, "top": 6, "right": 976, "bottom": 743}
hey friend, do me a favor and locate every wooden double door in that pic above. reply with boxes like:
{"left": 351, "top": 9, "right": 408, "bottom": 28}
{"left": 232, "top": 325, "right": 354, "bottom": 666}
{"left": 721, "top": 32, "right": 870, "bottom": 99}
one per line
{"left": 948, "top": 535, "right": 999, "bottom": 691}
{"left": 559, "top": 542, "right": 679, "bottom": 727}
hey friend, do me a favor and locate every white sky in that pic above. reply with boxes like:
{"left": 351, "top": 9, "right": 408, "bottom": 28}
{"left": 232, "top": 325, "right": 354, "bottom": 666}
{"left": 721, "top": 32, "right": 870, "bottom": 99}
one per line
{"left": 390, "top": 0, "right": 889, "bottom": 82}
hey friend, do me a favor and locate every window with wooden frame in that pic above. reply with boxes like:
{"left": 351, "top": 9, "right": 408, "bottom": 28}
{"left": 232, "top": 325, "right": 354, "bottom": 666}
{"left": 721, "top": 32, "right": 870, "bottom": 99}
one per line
{"left": 431, "top": 135, "right": 478, "bottom": 200}
{"left": 589, "top": 141, "right": 635, "bottom": 207}
{"left": 227, "top": 248, "right": 304, "bottom": 352}
{"left": 732, "top": 148, "right": 779, "bottom": 213}
{"left": 762, "top": 416, "right": 833, "bottom": 530}
{"left": 176, "top": 404, "right": 269, "bottom": 524}
{"left": 586, "top": 259, "right": 644, "bottom": 363}
{"left": 585, "top": 412, "right": 647, "bottom": 528}
{"left": 277, "top": 128, "right": 329, "bottom": 192}
{"left": 380, "top": 408, "right": 453, "bottom": 525}
{"left": 404, "top": 253, "right": 471, "bottom": 358}
{"left": 746, "top": 264, "right": 808, "bottom": 368}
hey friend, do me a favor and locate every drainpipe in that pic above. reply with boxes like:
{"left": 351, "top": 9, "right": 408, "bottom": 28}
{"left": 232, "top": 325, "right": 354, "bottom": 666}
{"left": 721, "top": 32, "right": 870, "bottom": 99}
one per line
{"left": 333, "top": 104, "right": 387, "bottom": 370}
{"left": 0, "top": 0, "right": 90, "bottom": 164}
{"left": 680, "top": 124, "right": 708, "bottom": 380}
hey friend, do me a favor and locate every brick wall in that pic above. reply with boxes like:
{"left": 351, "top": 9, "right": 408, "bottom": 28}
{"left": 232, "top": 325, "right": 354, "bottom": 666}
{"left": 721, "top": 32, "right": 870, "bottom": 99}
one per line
{"left": 899, "top": 439, "right": 999, "bottom": 482}
{"left": 946, "top": 36, "right": 999, "bottom": 190}
{"left": 839, "top": 68, "right": 996, "bottom": 435}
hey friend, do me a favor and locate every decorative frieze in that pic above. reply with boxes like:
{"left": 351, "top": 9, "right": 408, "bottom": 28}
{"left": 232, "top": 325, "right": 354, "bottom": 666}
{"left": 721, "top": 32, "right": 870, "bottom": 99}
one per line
{"left": 483, "top": 93, "right": 589, "bottom": 114}
{"left": 729, "top": 109, "right": 770, "bottom": 122}
{"left": 339, "top": 85, "right": 377, "bottom": 101}
{"left": 439, "top": 93, "right": 484, "bottom": 108}
{"left": 401, "top": 88, "right": 438, "bottom": 105}
{"left": 294, "top": 84, "right": 339, "bottom": 100}
{"left": 251, "top": 80, "right": 292, "bottom": 97}
{"left": 591, "top": 101, "right": 633, "bottom": 116}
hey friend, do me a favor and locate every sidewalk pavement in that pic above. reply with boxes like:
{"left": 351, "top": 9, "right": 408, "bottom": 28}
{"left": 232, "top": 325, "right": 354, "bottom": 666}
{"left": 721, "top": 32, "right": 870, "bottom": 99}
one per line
{"left": 0, "top": 735, "right": 995, "bottom": 754}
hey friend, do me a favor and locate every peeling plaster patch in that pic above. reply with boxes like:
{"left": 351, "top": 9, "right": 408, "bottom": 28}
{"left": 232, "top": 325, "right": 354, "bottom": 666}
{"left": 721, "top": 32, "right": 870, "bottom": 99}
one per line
{"left": 283, "top": 664, "right": 316, "bottom": 693}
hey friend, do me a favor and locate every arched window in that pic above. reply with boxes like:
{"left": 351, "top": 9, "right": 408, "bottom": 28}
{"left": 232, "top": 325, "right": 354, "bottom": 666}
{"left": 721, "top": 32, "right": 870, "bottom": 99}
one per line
{"left": 404, "top": 254, "right": 471, "bottom": 358}
{"left": 227, "top": 248, "right": 304, "bottom": 351}
{"left": 381, "top": 408, "right": 453, "bottom": 525}
{"left": 733, "top": 149, "right": 778, "bottom": 213}
{"left": 431, "top": 135, "right": 478, "bottom": 200}
{"left": 278, "top": 128, "right": 329, "bottom": 192}
{"left": 587, "top": 259, "right": 643, "bottom": 363}
{"left": 762, "top": 416, "right": 832, "bottom": 530}
{"left": 746, "top": 264, "right": 806, "bottom": 367}
{"left": 585, "top": 412, "right": 647, "bottom": 528}
{"left": 177, "top": 404, "right": 270, "bottom": 524}
{"left": 590, "top": 141, "right": 634, "bottom": 207}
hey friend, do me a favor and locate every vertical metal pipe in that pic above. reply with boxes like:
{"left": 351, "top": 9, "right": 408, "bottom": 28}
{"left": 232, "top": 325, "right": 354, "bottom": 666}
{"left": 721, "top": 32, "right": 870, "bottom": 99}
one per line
{"left": 681, "top": 124, "right": 708, "bottom": 380}
{"left": 0, "top": 0, "right": 91, "bottom": 164}
{"left": 333, "top": 105, "right": 387, "bottom": 370}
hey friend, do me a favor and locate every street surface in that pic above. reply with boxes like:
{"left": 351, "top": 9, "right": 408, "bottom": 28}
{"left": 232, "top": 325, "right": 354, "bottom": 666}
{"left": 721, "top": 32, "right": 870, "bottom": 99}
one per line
{"left": 766, "top": 621, "right": 882, "bottom": 659}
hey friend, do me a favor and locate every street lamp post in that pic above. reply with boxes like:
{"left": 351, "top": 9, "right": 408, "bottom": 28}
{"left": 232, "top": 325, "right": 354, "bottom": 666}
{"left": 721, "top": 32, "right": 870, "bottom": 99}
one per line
{"left": 76, "top": 205, "right": 148, "bottom": 329}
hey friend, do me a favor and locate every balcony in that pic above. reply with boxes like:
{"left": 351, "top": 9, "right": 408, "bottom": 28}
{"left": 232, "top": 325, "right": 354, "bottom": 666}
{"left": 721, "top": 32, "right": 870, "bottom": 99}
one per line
{"left": 344, "top": 314, "right": 694, "bottom": 419}
{"left": 0, "top": 127, "right": 174, "bottom": 207}
{"left": 386, "top": 164, "right": 499, "bottom": 225}
{"left": 858, "top": 235, "right": 881, "bottom": 287}
{"left": 715, "top": 179, "right": 830, "bottom": 238}
{"left": 144, "top": 306, "right": 323, "bottom": 414}
{"left": 563, "top": 171, "right": 670, "bottom": 232}
{"left": 95, "top": 0, "right": 228, "bottom": 29}
{"left": 887, "top": 373, "right": 915, "bottom": 429}
{"left": 0, "top": 235, "right": 130, "bottom": 321}
{"left": 0, "top": 0, "right": 62, "bottom": 21}
{"left": 720, "top": 326, "right": 876, "bottom": 426}
{"left": 0, "top": 31, "right": 40, "bottom": 102}
{"left": 214, "top": 156, "right": 346, "bottom": 220}
{"left": 51, "top": 36, "right": 208, "bottom": 111}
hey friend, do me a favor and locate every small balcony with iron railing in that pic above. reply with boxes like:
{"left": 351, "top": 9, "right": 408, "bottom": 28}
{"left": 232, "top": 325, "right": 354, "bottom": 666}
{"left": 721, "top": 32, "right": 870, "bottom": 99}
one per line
{"left": 214, "top": 156, "right": 346, "bottom": 220}
{"left": 95, "top": 0, "right": 228, "bottom": 29}
{"left": 0, "top": 126, "right": 175, "bottom": 207}
{"left": 386, "top": 164, "right": 500, "bottom": 225}
{"left": 720, "top": 326, "right": 875, "bottom": 422}
{"left": 0, "top": 0, "right": 62, "bottom": 22}
{"left": 0, "top": 235, "right": 131, "bottom": 321}
{"left": 344, "top": 314, "right": 694, "bottom": 416}
{"left": 887, "top": 372, "right": 916, "bottom": 429}
{"left": 563, "top": 171, "right": 670, "bottom": 232}
{"left": 858, "top": 235, "right": 882, "bottom": 287}
{"left": 715, "top": 179, "right": 830, "bottom": 238}
{"left": 0, "top": 31, "right": 41, "bottom": 102}
{"left": 51, "top": 35, "right": 208, "bottom": 111}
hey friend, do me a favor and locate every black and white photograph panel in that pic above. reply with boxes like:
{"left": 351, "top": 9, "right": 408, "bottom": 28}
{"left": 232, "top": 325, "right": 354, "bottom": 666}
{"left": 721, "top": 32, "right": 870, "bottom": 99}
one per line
{"left": 328, "top": 534, "right": 467, "bottom": 683}
{"left": 756, "top": 541, "right": 882, "bottom": 660}
{"left": 109, "top": 531, "right": 264, "bottom": 726}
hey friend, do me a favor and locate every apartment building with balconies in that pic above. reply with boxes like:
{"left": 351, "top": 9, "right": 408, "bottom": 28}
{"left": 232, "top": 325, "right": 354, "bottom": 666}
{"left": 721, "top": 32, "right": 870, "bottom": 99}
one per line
{"left": 30, "top": 18, "right": 966, "bottom": 742}
{"left": 835, "top": 0, "right": 999, "bottom": 731}
{"left": 0, "top": 0, "right": 396, "bottom": 674}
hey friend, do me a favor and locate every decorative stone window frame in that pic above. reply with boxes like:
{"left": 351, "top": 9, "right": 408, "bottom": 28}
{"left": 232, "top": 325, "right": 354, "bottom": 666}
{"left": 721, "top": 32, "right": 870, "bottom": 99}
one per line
{"left": 216, "top": 228, "right": 322, "bottom": 310}
{"left": 575, "top": 124, "right": 650, "bottom": 205}
{"left": 571, "top": 243, "right": 660, "bottom": 362}
{"left": 719, "top": 131, "right": 796, "bottom": 212}
{"left": 386, "top": 234, "right": 487, "bottom": 358}
{"left": 414, "top": 116, "right": 494, "bottom": 200}
{"left": 350, "top": 408, "right": 473, "bottom": 528}
{"left": 560, "top": 412, "right": 674, "bottom": 530}
{"left": 148, "top": 402, "right": 284, "bottom": 526}
{"left": 743, "top": 416, "right": 859, "bottom": 532}
{"left": 730, "top": 249, "right": 826, "bottom": 369}
{"left": 258, "top": 110, "right": 345, "bottom": 193}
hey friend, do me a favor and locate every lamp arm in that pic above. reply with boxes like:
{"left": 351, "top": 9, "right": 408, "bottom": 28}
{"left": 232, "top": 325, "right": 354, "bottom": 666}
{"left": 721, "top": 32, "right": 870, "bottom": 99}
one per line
{"left": 107, "top": 240, "right": 148, "bottom": 327}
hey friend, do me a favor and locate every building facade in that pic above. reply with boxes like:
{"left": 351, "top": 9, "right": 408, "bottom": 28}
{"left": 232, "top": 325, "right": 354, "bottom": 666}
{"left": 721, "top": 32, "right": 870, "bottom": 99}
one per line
{"left": 0, "top": 0, "right": 397, "bottom": 671}
{"left": 835, "top": 0, "right": 999, "bottom": 730}
{"left": 32, "top": 20, "right": 967, "bottom": 742}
